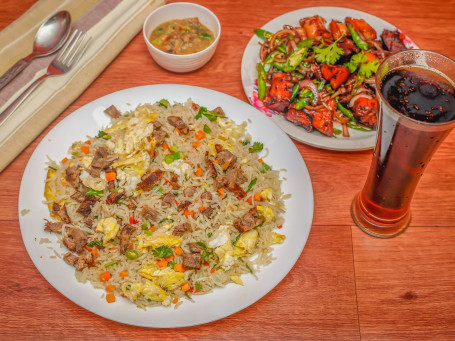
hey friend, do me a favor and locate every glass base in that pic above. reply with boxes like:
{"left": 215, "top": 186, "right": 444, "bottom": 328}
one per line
{"left": 351, "top": 193, "right": 411, "bottom": 238}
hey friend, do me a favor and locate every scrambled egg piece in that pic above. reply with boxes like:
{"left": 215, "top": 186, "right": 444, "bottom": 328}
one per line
{"left": 260, "top": 188, "right": 273, "bottom": 201}
{"left": 214, "top": 241, "right": 234, "bottom": 270}
{"left": 137, "top": 233, "right": 181, "bottom": 251}
{"left": 139, "top": 263, "right": 185, "bottom": 290}
{"left": 257, "top": 205, "right": 274, "bottom": 221}
{"left": 113, "top": 154, "right": 149, "bottom": 176}
{"left": 271, "top": 232, "right": 286, "bottom": 244}
{"left": 121, "top": 280, "right": 167, "bottom": 303}
{"left": 162, "top": 159, "right": 190, "bottom": 175}
{"left": 80, "top": 170, "right": 106, "bottom": 191}
{"left": 208, "top": 225, "right": 231, "bottom": 248}
{"left": 233, "top": 229, "right": 258, "bottom": 257}
{"left": 44, "top": 168, "right": 67, "bottom": 217}
{"left": 230, "top": 275, "right": 244, "bottom": 286}
{"left": 96, "top": 217, "right": 120, "bottom": 244}
{"left": 81, "top": 156, "right": 93, "bottom": 168}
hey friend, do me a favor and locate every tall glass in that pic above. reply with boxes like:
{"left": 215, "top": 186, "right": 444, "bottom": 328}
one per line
{"left": 351, "top": 50, "right": 455, "bottom": 238}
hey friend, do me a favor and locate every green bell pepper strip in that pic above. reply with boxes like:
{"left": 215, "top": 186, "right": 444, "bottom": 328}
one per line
{"left": 263, "top": 51, "right": 279, "bottom": 73}
{"left": 284, "top": 46, "right": 307, "bottom": 72}
{"left": 351, "top": 73, "right": 365, "bottom": 95}
{"left": 290, "top": 84, "right": 299, "bottom": 102}
{"left": 254, "top": 29, "right": 272, "bottom": 41}
{"left": 336, "top": 99, "right": 357, "bottom": 122}
{"left": 347, "top": 122, "right": 372, "bottom": 131}
{"left": 257, "top": 62, "right": 267, "bottom": 101}
{"left": 273, "top": 61, "right": 285, "bottom": 71}
{"left": 347, "top": 24, "right": 369, "bottom": 50}
{"left": 276, "top": 43, "right": 287, "bottom": 54}
{"left": 295, "top": 88, "right": 314, "bottom": 110}
{"left": 294, "top": 98, "right": 309, "bottom": 110}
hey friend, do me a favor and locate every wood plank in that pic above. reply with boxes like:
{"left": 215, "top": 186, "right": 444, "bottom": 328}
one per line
{"left": 352, "top": 226, "right": 455, "bottom": 340}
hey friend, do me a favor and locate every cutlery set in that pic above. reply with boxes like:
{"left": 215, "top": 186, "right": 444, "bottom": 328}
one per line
{"left": 0, "top": 11, "right": 90, "bottom": 126}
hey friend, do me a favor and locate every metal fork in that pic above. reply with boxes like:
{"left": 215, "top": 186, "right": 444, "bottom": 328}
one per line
{"left": 0, "top": 29, "right": 91, "bottom": 126}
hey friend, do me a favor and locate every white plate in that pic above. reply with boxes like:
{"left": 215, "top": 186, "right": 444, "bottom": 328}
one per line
{"left": 18, "top": 84, "right": 314, "bottom": 328}
{"left": 241, "top": 7, "right": 418, "bottom": 151}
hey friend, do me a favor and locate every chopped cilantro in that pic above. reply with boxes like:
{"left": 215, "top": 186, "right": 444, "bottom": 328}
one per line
{"left": 164, "top": 152, "right": 182, "bottom": 164}
{"left": 248, "top": 142, "right": 263, "bottom": 153}
{"left": 259, "top": 162, "right": 271, "bottom": 173}
{"left": 85, "top": 189, "right": 104, "bottom": 197}
{"left": 245, "top": 263, "right": 254, "bottom": 274}
{"left": 314, "top": 39, "right": 344, "bottom": 65}
{"left": 184, "top": 292, "right": 192, "bottom": 300}
{"left": 48, "top": 166, "right": 57, "bottom": 171}
{"left": 232, "top": 234, "right": 241, "bottom": 246}
{"left": 246, "top": 178, "right": 257, "bottom": 192}
{"left": 203, "top": 124, "right": 212, "bottom": 134}
{"left": 243, "top": 140, "right": 250, "bottom": 145}
{"left": 195, "top": 282, "right": 203, "bottom": 290}
{"left": 207, "top": 232, "right": 213, "bottom": 238}
{"left": 167, "top": 261, "right": 176, "bottom": 269}
{"left": 87, "top": 240, "right": 103, "bottom": 247}
{"left": 153, "top": 245, "right": 173, "bottom": 258}
{"left": 144, "top": 230, "right": 153, "bottom": 235}
{"left": 159, "top": 99, "right": 170, "bottom": 108}
{"left": 195, "top": 106, "right": 223, "bottom": 121}
{"left": 104, "top": 260, "right": 118, "bottom": 267}
{"left": 345, "top": 51, "right": 380, "bottom": 78}
{"left": 333, "top": 128, "right": 342, "bottom": 136}
{"left": 96, "top": 130, "right": 111, "bottom": 140}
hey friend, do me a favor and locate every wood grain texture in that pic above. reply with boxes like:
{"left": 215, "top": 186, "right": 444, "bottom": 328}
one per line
{"left": 1, "top": 0, "right": 455, "bottom": 339}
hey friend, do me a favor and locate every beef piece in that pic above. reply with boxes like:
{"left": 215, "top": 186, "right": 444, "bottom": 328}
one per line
{"left": 336, "top": 37, "right": 359, "bottom": 56}
{"left": 119, "top": 224, "right": 136, "bottom": 254}
{"left": 172, "top": 222, "right": 191, "bottom": 236}
{"left": 152, "top": 120, "right": 163, "bottom": 130}
{"left": 285, "top": 106, "right": 313, "bottom": 132}
{"left": 142, "top": 205, "right": 158, "bottom": 221}
{"left": 183, "top": 253, "right": 202, "bottom": 269}
{"left": 169, "top": 173, "right": 180, "bottom": 189}
{"left": 381, "top": 29, "right": 407, "bottom": 52}
{"left": 205, "top": 151, "right": 217, "bottom": 178}
{"left": 127, "top": 198, "right": 138, "bottom": 211}
{"left": 89, "top": 167, "right": 102, "bottom": 178}
{"left": 234, "top": 207, "right": 265, "bottom": 233}
{"left": 167, "top": 116, "right": 189, "bottom": 134}
{"left": 90, "top": 147, "right": 115, "bottom": 169}
{"left": 83, "top": 216, "right": 95, "bottom": 228}
{"left": 217, "top": 150, "right": 238, "bottom": 170}
{"left": 63, "top": 252, "right": 94, "bottom": 271}
{"left": 106, "top": 191, "right": 125, "bottom": 205}
{"left": 65, "top": 165, "right": 80, "bottom": 184}
{"left": 308, "top": 62, "right": 324, "bottom": 81}
{"left": 104, "top": 105, "right": 121, "bottom": 119}
{"left": 303, "top": 108, "right": 334, "bottom": 136}
{"left": 76, "top": 196, "right": 97, "bottom": 217}
{"left": 226, "top": 167, "right": 247, "bottom": 184}
{"left": 227, "top": 182, "right": 246, "bottom": 198}
{"left": 107, "top": 180, "right": 115, "bottom": 191}
{"left": 52, "top": 203, "right": 71, "bottom": 224}
{"left": 202, "top": 205, "right": 216, "bottom": 218}
{"left": 178, "top": 200, "right": 191, "bottom": 211}
{"left": 212, "top": 106, "right": 226, "bottom": 117}
{"left": 183, "top": 185, "right": 198, "bottom": 197}
{"left": 152, "top": 130, "right": 166, "bottom": 145}
{"left": 70, "top": 191, "right": 86, "bottom": 203}
{"left": 63, "top": 227, "right": 88, "bottom": 253}
{"left": 200, "top": 191, "right": 212, "bottom": 201}
{"left": 188, "top": 242, "right": 203, "bottom": 253}
{"left": 214, "top": 174, "right": 228, "bottom": 190}
{"left": 192, "top": 102, "right": 201, "bottom": 112}
{"left": 44, "top": 220, "right": 63, "bottom": 233}
{"left": 137, "top": 169, "right": 164, "bottom": 190}
{"left": 162, "top": 192, "right": 175, "bottom": 207}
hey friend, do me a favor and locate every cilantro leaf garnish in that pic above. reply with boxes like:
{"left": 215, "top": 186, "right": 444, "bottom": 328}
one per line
{"left": 153, "top": 245, "right": 173, "bottom": 258}
{"left": 314, "top": 40, "right": 344, "bottom": 65}
{"left": 248, "top": 142, "right": 263, "bottom": 153}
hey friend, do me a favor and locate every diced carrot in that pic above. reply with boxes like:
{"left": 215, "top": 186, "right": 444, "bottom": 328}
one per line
{"left": 246, "top": 196, "right": 252, "bottom": 204}
{"left": 258, "top": 158, "right": 264, "bottom": 163}
{"left": 184, "top": 210, "right": 194, "bottom": 217}
{"left": 175, "top": 200, "right": 179, "bottom": 206}
{"left": 119, "top": 271, "right": 128, "bottom": 278}
{"left": 175, "top": 127, "right": 181, "bottom": 135}
{"left": 195, "top": 289, "right": 201, "bottom": 293}
{"left": 213, "top": 159, "right": 219, "bottom": 164}
{"left": 163, "top": 143, "right": 170, "bottom": 151}
{"left": 192, "top": 141, "right": 201, "bottom": 148}
{"left": 218, "top": 188, "right": 224, "bottom": 197}
{"left": 195, "top": 130, "right": 206, "bottom": 140}
{"left": 84, "top": 140, "right": 91, "bottom": 145}
{"left": 85, "top": 246, "right": 92, "bottom": 252}
{"left": 61, "top": 182, "right": 68, "bottom": 187}
{"left": 61, "top": 157, "right": 68, "bottom": 163}
{"left": 109, "top": 247, "right": 117, "bottom": 251}
{"left": 199, "top": 206, "right": 205, "bottom": 212}
{"left": 181, "top": 283, "right": 191, "bottom": 292}
{"left": 277, "top": 225, "right": 283, "bottom": 229}
{"left": 106, "top": 293, "right": 116, "bottom": 303}
{"left": 91, "top": 248, "right": 99, "bottom": 256}
{"left": 174, "top": 264, "right": 185, "bottom": 272}
{"left": 189, "top": 287, "right": 194, "bottom": 293}
{"left": 105, "top": 284, "right": 115, "bottom": 292}
{"left": 229, "top": 205, "right": 234, "bottom": 211}
{"left": 129, "top": 216, "right": 138, "bottom": 224}
{"left": 100, "top": 271, "right": 111, "bottom": 282}
{"left": 172, "top": 297, "right": 179, "bottom": 304}
{"left": 254, "top": 193, "right": 261, "bottom": 201}
{"left": 195, "top": 167, "right": 203, "bottom": 177}
{"left": 147, "top": 136, "right": 152, "bottom": 142}
{"left": 105, "top": 172, "right": 116, "bottom": 181}
{"left": 148, "top": 226, "right": 155, "bottom": 232}
{"left": 80, "top": 145, "right": 90, "bottom": 154}
{"left": 165, "top": 255, "right": 174, "bottom": 262}
{"left": 210, "top": 268, "right": 215, "bottom": 273}
{"left": 365, "top": 52, "right": 377, "bottom": 61}
{"left": 128, "top": 243, "right": 134, "bottom": 250}
{"left": 174, "top": 247, "right": 183, "bottom": 256}
{"left": 157, "top": 260, "right": 168, "bottom": 268}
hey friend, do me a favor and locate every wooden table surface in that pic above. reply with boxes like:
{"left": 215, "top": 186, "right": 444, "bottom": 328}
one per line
{"left": 1, "top": 0, "right": 455, "bottom": 340}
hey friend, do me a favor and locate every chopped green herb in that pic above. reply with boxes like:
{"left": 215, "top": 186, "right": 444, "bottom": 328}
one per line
{"left": 167, "top": 261, "right": 176, "bottom": 269}
{"left": 245, "top": 263, "right": 254, "bottom": 274}
{"left": 248, "top": 142, "right": 263, "bottom": 153}
{"left": 104, "top": 260, "right": 118, "bottom": 267}
{"left": 48, "top": 166, "right": 57, "bottom": 171}
{"left": 243, "top": 140, "right": 250, "bottom": 145}
{"left": 260, "top": 162, "right": 271, "bottom": 173}
{"left": 159, "top": 99, "right": 170, "bottom": 108}
{"left": 184, "top": 292, "right": 192, "bottom": 300}
{"left": 164, "top": 152, "right": 182, "bottom": 164}
{"left": 125, "top": 249, "right": 139, "bottom": 260}
{"left": 246, "top": 178, "right": 257, "bottom": 192}
{"left": 314, "top": 38, "right": 344, "bottom": 64}
{"left": 170, "top": 144, "right": 179, "bottom": 152}
{"left": 333, "top": 128, "right": 342, "bottom": 136}
{"left": 195, "top": 106, "right": 223, "bottom": 121}
{"left": 125, "top": 284, "right": 131, "bottom": 290}
{"left": 203, "top": 124, "right": 212, "bottom": 134}
{"left": 144, "top": 230, "right": 153, "bottom": 236}
{"left": 200, "top": 32, "right": 213, "bottom": 39}
{"left": 87, "top": 240, "right": 103, "bottom": 247}
{"left": 141, "top": 221, "right": 148, "bottom": 230}
{"left": 160, "top": 217, "right": 174, "bottom": 223}
{"left": 153, "top": 245, "right": 173, "bottom": 258}
{"left": 195, "top": 282, "right": 203, "bottom": 290}
{"left": 96, "top": 130, "right": 111, "bottom": 140}
{"left": 232, "top": 234, "right": 241, "bottom": 246}
{"left": 71, "top": 152, "right": 79, "bottom": 156}
{"left": 85, "top": 189, "right": 104, "bottom": 197}
{"left": 207, "top": 232, "right": 213, "bottom": 238}
{"left": 222, "top": 194, "right": 228, "bottom": 200}
{"left": 196, "top": 242, "right": 213, "bottom": 263}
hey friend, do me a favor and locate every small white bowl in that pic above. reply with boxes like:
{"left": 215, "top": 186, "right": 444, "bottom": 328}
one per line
{"left": 143, "top": 2, "right": 221, "bottom": 73}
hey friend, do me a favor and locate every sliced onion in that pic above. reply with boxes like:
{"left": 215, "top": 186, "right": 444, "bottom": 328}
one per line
{"left": 349, "top": 93, "right": 374, "bottom": 108}
{"left": 298, "top": 79, "right": 320, "bottom": 105}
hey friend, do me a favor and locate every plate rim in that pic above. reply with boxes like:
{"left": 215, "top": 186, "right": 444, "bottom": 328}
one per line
{"left": 18, "top": 84, "right": 314, "bottom": 328}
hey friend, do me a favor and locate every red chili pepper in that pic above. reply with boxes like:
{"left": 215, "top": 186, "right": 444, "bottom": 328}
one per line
{"left": 204, "top": 261, "right": 209, "bottom": 266}
{"left": 129, "top": 216, "right": 138, "bottom": 224}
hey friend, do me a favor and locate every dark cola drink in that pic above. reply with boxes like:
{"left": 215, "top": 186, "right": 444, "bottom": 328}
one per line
{"left": 352, "top": 51, "right": 455, "bottom": 238}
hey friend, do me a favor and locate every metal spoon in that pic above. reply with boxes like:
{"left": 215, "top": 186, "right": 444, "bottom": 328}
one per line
{"left": 0, "top": 10, "right": 71, "bottom": 90}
